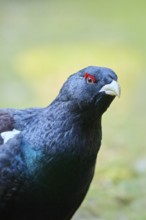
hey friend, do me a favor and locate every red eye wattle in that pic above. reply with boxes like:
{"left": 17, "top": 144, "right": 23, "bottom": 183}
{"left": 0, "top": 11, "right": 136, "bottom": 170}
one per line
{"left": 84, "top": 73, "right": 97, "bottom": 84}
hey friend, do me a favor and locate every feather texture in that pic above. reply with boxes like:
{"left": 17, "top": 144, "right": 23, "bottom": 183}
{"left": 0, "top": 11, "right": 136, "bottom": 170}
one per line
{"left": 0, "top": 66, "right": 120, "bottom": 220}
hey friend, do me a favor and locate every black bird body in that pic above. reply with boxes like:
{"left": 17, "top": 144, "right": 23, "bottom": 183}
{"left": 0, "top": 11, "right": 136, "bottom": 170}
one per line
{"left": 0, "top": 66, "right": 120, "bottom": 220}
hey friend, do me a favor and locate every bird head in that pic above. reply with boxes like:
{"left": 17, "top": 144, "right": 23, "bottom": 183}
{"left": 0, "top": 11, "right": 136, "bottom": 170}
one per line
{"left": 58, "top": 66, "right": 121, "bottom": 116}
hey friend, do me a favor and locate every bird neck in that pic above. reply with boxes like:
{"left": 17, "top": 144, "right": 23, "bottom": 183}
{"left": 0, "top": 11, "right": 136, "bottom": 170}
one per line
{"left": 45, "top": 99, "right": 102, "bottom": 158}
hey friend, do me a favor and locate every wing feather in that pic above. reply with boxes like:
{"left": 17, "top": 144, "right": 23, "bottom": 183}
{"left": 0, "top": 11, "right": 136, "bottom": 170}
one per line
{"left": 0, "top": 134, "right": 27, "bottom": 208}
{"left": 0, "top": 112, "right": 14, "bottom": 133}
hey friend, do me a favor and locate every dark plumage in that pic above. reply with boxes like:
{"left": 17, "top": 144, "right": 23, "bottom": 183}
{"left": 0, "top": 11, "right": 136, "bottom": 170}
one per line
{"left": 0, "top": 66, "right": 120, "bottom": 220}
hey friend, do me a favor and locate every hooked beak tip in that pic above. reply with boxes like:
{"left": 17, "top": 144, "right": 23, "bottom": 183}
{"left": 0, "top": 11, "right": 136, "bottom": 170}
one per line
{"left": 99, "top": 80, "right": 121, "bottom": 97}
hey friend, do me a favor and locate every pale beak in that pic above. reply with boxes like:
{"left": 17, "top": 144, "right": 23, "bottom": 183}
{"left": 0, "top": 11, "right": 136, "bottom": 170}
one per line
{"left": 99, "top": 80, "right": 121, "bottom": 97}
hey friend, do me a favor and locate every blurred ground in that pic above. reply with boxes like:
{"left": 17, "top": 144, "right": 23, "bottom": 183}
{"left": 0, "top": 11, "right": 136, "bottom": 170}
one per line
{"left": 0, "top": 1, "right": 146, "bottom": 219}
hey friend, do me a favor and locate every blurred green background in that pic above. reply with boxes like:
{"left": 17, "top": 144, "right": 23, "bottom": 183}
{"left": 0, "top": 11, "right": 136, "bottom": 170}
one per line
{"left": 0, "top": 0, "right": 146, "bottom": 219}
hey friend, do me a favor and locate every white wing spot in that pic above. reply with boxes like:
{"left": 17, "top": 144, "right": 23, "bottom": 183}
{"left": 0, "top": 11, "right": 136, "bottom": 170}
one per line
{"left": 1, "top": 129, "right": 20, "bottom": 144}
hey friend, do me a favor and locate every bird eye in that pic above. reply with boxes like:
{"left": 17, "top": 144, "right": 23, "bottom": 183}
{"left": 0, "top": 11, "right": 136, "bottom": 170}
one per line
{"left": 87, "top": 77, "right": 94, "bottom": 84}
{"left": 84, "top": 73, "right": 97, "bottom": 84}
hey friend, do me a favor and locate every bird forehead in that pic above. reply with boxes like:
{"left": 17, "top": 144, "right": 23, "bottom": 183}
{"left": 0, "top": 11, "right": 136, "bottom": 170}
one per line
{"left": 84, "top": 68, "right": 117, "bottom": 82}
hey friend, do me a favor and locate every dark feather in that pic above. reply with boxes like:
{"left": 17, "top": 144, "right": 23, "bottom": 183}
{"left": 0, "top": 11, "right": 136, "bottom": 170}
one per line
{"left": 0, "top": 111, "right": 14, "bottom": 132}
{"left": 0, "top": 66, "right": 120, "bottom": 220}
